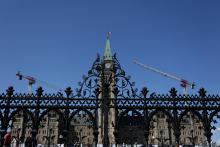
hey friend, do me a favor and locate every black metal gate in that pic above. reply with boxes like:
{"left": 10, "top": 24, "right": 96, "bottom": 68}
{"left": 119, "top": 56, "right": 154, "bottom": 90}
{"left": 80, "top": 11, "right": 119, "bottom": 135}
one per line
{"left": 0, "top": 54, "right": 219, "bottom": 147}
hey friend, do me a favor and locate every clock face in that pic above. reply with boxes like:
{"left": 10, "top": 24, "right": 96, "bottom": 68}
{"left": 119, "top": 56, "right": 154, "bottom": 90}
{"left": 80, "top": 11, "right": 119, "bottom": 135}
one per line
{"left": 105, "top": 63, "right": 111, "bottom": 69}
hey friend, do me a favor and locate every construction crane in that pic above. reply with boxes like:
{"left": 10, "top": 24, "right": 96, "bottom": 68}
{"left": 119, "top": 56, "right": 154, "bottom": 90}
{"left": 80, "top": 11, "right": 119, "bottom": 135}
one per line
{"left": 133, "top": 60, "right": 195, "bottom": 94}
{"left": 16, "top": 71, "right": 63, "bottom": 94}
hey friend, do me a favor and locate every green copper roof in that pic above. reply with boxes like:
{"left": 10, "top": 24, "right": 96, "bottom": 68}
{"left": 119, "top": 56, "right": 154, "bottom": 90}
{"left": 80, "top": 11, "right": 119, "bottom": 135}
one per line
{"left": 104, "top": 38, "right": 112, "bottom": 60}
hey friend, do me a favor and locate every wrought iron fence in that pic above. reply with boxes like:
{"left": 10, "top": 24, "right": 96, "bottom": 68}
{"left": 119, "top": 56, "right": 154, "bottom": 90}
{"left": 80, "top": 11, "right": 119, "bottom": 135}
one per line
{"left": 0, "top": 54, "right": 219, "bottom": 147}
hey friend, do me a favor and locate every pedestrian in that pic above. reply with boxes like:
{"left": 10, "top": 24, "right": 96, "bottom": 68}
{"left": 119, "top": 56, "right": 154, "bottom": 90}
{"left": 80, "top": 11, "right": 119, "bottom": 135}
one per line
{"left": 3, "top": 131, "right": 12, "bottom": 147}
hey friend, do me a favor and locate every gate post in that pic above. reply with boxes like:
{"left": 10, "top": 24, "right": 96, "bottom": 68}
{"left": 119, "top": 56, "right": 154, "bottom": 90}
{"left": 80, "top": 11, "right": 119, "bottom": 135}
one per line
{"left": 142, "top": 87, "right": 149, "bottom": 147}
{"left": 102, "top": 83, "right": 110, "bottom": 147}
{"left": 63, "top": 87, "right": 72, "bottom": 147}
{"left": 94, "top": 87, "right": 100, "bottom": 147}
{"left": 32, "top": 87, "right": 44, "bottom": 147}
{"left": 170, "top": 88, "right": 180, "bottom": 147}
{"left": 199, "top": 88, "right": 212, "bottom": 147}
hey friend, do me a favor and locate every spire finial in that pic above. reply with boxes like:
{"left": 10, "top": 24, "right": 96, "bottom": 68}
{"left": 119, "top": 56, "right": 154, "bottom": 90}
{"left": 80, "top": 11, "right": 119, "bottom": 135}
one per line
{"left": 107, "top": 32, "right": 112, "bottom": 39}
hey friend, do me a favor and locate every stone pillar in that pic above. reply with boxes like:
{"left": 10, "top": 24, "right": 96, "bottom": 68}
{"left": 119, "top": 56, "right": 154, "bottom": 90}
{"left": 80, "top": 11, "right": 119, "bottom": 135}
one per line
{"left": 97, "top": 107, "right": 103, "bottom": 145}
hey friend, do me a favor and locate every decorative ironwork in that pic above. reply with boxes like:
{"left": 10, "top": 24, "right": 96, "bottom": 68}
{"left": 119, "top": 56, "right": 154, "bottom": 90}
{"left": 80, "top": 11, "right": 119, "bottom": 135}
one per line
{"left": 0, "top": 54, "right": 219, "bottom": 147}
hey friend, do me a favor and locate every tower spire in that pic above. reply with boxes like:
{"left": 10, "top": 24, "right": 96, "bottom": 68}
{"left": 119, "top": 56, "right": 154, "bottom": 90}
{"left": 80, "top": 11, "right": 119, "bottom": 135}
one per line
{"left": 104, "top": 32, "right": 112, "bottom": 61}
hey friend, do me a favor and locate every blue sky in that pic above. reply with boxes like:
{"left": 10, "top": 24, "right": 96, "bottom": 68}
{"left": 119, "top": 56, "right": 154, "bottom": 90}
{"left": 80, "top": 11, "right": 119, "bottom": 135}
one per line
{"left": 0, "top": 0, "right": 220, "bottom": 143}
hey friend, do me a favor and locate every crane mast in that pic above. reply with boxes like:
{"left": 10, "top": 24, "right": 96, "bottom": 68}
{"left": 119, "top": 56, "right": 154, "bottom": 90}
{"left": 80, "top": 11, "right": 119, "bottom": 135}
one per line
{"left": 16, "top": 71, "right": 36, "bottom": 94}
{"left": 133, "top": 60, "right": 195, "bottom": 94}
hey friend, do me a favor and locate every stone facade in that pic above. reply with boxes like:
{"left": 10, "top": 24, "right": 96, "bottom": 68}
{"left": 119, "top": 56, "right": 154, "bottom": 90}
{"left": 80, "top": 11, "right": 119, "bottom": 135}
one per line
{"left": 11, "top": 110, "right": 207, "bottom": 146}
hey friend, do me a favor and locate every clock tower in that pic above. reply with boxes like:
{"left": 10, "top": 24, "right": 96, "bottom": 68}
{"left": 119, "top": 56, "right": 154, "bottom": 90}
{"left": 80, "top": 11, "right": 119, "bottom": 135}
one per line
{"left": 97, "top": 33, "right": 116, "bottom": 146}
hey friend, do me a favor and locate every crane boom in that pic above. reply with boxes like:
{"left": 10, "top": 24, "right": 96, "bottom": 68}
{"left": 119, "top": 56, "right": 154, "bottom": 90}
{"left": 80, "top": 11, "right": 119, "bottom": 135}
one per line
{"left": 134, "top": 60, "right": 181, "bottom": 82}
{"left": 133, "top": 60, "right": 195, "bottom": 91}
{"left": 16, "top": 71, "right": 63, "bottom": 93}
